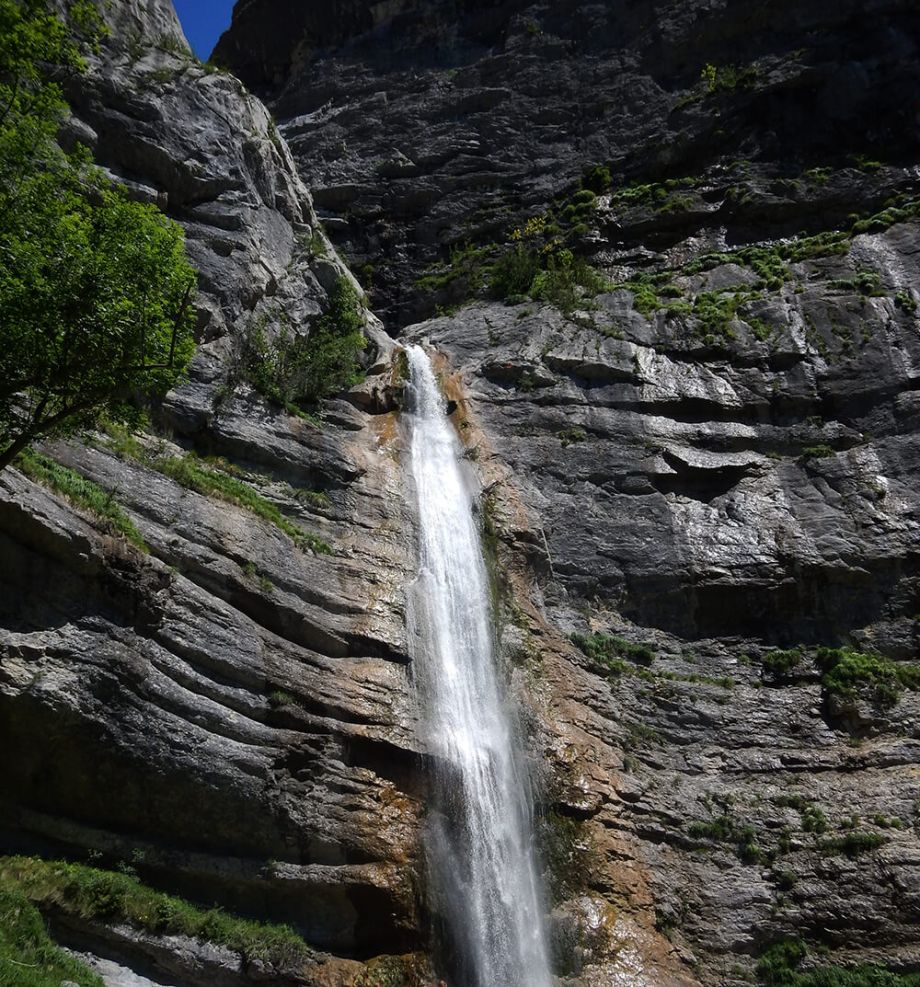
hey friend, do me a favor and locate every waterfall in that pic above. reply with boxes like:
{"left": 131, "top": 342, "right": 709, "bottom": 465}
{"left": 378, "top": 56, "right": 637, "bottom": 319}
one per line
{"left": 404, "top": 344, "right": 553, "bottom": 987}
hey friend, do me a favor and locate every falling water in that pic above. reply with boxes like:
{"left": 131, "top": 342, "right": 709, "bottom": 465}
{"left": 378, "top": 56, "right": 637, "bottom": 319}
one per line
{"left": 404, "top": 344, "right": 553, "bottom": 987}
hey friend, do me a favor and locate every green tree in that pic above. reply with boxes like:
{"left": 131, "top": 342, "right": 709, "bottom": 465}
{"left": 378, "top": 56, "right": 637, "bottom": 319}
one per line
{"left": 0, "top": 0, "right": 197, "bottom": 469}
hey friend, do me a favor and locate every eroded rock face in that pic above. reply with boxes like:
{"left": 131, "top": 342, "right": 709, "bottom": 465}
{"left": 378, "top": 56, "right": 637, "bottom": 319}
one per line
{"left": 400, "top": 197, "right": 920, "bottom": 981}
{"left": 0, "top": 1, "right": 425, "bottom": 980}
{"left": 214, "top": 0, "right": 920, "bottom": 325}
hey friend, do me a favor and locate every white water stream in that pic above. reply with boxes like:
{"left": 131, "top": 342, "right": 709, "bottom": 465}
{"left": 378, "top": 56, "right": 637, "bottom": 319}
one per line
{"left": 404, "top": 344, "right": 553, "bottom": 987}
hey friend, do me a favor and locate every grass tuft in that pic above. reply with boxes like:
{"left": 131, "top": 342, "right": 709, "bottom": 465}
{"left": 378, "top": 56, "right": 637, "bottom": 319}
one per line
{"left": 153, "top": 454, "right": 331, "bottom": 554}
{"left": 0, "top": 856, "right": 313, "bottom": 969}
{"left": 0, "top": 884, "right": 102, "bottom": 987}
{"left": 15, "top": 448, "right": 147, "bottom": 550}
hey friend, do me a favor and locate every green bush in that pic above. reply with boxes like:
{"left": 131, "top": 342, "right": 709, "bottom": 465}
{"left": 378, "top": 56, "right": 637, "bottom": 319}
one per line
{"left": 245, "top": 276, "right": 365, "bottom": 410}
{"left": 762, "top": 649, "right": 804, "bottom": 679}
{"left": 488, "top": 244, "right": 543, "bottom": 299}
{"left": 816, "top": 647, "right": 920, "bottom": 706}
{"left": 490, "top": 244, "right": 607, "bottom": 313}
{"left": 581, "top": 165, "right": 612, "bottom": 194}
{"left": 688, "top": 816, "right": 734, "bottom": 841}
{"left": 828, "top": 271, "right": 884, "bottom": 296}
{"left": 531, "top": 250, "right": 608, "bottom": 311}
{"left": 700, "top": 62, "right": 759, "bottom": 93}
{"left": 801, "top": 805, "right": 829, "bottom": 834}
{"left": 688, "top": 812, "right": 762, "bottom": 863}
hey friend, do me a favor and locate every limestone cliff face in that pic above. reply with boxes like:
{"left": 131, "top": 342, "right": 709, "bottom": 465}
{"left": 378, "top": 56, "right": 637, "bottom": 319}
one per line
{"left": 215, "top": 0, "right": 920, "bottom": 325}
{"left": 3, "top": 1, "right": 920, "bottom": 987}
{"left": 214, "top": 0, "right": 920, "bottom": 983}
{"left": 1, "top": 2, "right": 425, "bottom": 983}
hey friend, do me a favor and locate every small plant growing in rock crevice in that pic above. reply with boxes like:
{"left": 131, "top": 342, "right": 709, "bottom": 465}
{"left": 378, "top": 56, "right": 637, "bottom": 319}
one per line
{"left": 570, "top": 631, "right": 655, "bottom": 670}
{"left": 687, "top": 811, "right": 763, "bottom": 864}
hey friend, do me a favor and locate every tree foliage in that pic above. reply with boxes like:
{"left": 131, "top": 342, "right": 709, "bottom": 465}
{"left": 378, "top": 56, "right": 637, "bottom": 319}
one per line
{"left": 0, "top": 0, "right": 197, "bottom": 468}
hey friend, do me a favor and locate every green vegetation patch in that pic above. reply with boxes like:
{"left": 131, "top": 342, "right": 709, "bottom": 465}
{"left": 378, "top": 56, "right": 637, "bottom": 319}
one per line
{"left": 0, "top": 856, "right": 313, "bottom": 969}
{"left": 489, "top": 244, "right": 608, "bottom": 313}
{"left": 15, "top": 448, "right": 147, "bottom": 550}
{"left": 851, "top": 198, "right": 920, "bottom": 234}
{"left": 827, "top": 270, "right": 885, "bottom": 296}
{"left": 153, "top": 453, "right": 331, "bottom": 554}
{"left": 800, "top": 445, "right": 836, "bottom": 462}
{"left": 687, "top": 813, "right": 762, "bottom": 864}
{"left": 540, "top": 811, "right": 590, "bottom": 904}
{"left": 762, "top": 648, "right": 806, "bottom": 679}
{"left": 700, "top": 62, "right": 759, "bottom": 94}
{"left": 571, "top": 631, "right": 655, "bottom": 672}
{"left": 816, "top": 647, "right": 920, "bottom": 707}
{"left": 761, "top": 646, "right": 920, "bottom": 707}
{"left": 0, "top": 884, "right": 102, "bottom": 987}
{"left": 244, "top": 276, "right": 366, "bottom": 412}
{"left": 683, "top": 231, "right": 851, "bottom": 289}
{"left": 612, "top": 276, "right": 766, "bottom": 343}
{"left": 757, "top": 938, "right": 920, "bottom": 987}
{"left": 415, "top": 181, "right": 609, "bottom": 315}
{"left": 415, "top": 240, "right": 498, "bottom": 297}
{"left": 820, "top": 830, "right": 888, "bottom": 858}
{"left": 607, "top": 175, "right": 703, "bottom": 213}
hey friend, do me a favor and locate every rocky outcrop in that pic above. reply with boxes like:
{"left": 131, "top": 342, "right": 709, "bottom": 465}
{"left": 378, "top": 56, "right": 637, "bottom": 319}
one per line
{"left": 215, "top": 0, "right": 920, "bottom": 325}
{"left": 400, "top": 179, "right": 920, "bottom": 981}
{"left": 0, "top": 2, "right": 426, "bottom": 982}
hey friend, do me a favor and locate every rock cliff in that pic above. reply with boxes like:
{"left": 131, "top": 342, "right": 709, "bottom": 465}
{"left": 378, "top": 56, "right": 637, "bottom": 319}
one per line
{"left": 214, "top": 0, "right": 920, "bottom": 326}
{"left": 2, "top": 1, "right": 920, "bottom": 986}
{"left": 1, "top": 2, "right": 426, "bottom": 983}
{"left": 214, "top": 0, "right": 920, "bottom": 983}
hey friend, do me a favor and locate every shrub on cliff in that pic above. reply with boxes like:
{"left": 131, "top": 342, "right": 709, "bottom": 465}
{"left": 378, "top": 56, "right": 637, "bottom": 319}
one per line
{"left": 0, "top": 0, "right": 197, "bottom": 469}
{"left": 489, "top": 244, "right": 607, "bottom": 313}
{"left": 757, "top": 938, "right": 920, "bottom": 986}
{"left": 244, "top": 275, "right": 366, "bottom": 410}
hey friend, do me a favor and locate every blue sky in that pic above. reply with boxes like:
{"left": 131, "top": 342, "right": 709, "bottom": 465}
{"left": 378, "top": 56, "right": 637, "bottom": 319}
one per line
{"left": 173, "top": 1, "right": 236, "bottom": 60}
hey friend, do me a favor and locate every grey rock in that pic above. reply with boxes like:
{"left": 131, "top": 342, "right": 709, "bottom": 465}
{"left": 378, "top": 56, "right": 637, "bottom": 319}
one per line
{"left": 216, "top": 0, "right": 920, "bottom": 326}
